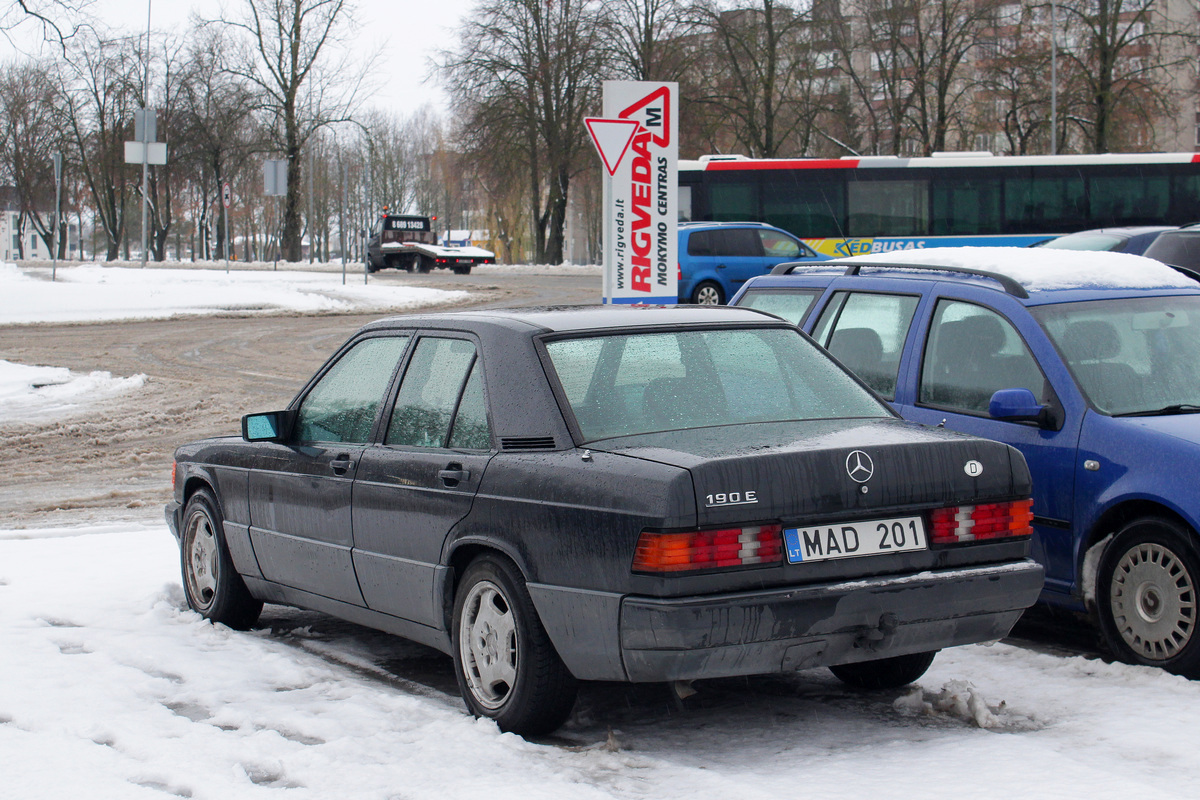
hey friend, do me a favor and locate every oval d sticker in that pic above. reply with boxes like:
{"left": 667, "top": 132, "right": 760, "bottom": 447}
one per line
{"left": 964, "top": 460, "right": 984, "bottom": 477}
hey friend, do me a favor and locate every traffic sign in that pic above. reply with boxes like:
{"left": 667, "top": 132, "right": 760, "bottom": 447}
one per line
{"left": 222, "top": 182, "right": 232, "bottom": 208}
{"left": 585, "top": 118, "right": 641, "bottom": 177}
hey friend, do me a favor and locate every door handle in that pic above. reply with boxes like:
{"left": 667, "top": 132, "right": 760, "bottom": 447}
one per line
{"left": 329, "top": 455, "right": 356, "bottom": 474}
{"left": 439, "top": 463, "right": 470, "bottom": 486}
{"left": 716, "top": 263, "right": 727, "bottom": 269}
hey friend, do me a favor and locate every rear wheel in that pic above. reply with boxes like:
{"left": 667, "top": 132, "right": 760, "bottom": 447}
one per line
{"left": 1097, "top": 517, "right": 1200, "bottom": 676}
{"left": 416, "top": 255, "right": 433, "bottom": 273}
{"left": 451, "top": 555, "right": 577, "bottom": 735}
{"left": 829, "top": 651, "right": 937, "bottom": 689}
{"left": 452, "top": 265, "right": 472, "bottom": 275}
{"left": 180, "top": 488, "right": 262, "bottom": 630}
{"left": 691, "top": 280, "right": 724, "bottom": 305}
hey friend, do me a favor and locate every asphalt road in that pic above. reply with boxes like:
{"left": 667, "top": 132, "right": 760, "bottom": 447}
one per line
{"left": 0, "top": 269, "right": 601, "bottom": 528}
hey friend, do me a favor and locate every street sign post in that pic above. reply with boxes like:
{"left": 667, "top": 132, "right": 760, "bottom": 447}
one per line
{"left": 51, "top": 152, "right": 62, "bottom": 281}
{"left": 124, "top": 107, "right": 166, "bottom": 267}
{"left": 591, "top": 81, "right": 679, "bottom": 305}
{"left": 222, "top": 182, "right": 232, "bottom": 273}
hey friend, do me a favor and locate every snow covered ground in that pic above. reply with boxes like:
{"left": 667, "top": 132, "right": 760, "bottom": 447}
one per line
{"left": 2, "top": 522, "right": 1198, "bottom": 800}
{"left": 0, "top": 262, "right": 472, "bottom": 326}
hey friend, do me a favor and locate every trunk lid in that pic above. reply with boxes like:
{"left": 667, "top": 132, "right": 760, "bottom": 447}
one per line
{"left": 588, "top": 418, "right": 1029, "bottom": 528}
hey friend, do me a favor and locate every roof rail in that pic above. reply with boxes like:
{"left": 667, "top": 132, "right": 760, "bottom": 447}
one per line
{"left": 770, "top": 260, "right": 1030, "bottom": 299}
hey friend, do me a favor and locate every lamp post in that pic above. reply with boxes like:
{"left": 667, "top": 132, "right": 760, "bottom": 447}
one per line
{"left": 1050, "top": 0, "right": 1058, "bottom": 155}
{"left": 140, "top": 0, "right": 152, "bottom": 267}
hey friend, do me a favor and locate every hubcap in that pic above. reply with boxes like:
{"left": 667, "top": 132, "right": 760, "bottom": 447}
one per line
{"left": 695, "top": 285, "right": 721, "bottom": 305}
{"left": 459, "top": 580, "right": 517, "bottom": 710}
{"left": 183, "top": 511, "right": 218, "bottom": 611}
{"left": 1110, "top": 542, "right": 1196, "bottom": 661}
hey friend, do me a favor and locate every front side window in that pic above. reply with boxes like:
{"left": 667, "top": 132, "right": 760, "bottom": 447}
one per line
{"left": 736, "top": 288, "right": 821, "bottom": 325}
{"left": 545, "top": 327, "right": 889, "bottom": 441}
{"left": 758, "top": 229, "right": 807, "bottom": 258}
{"left": 919, "top": 301, "right": 1047, "bottom": 414}
{"left": 296, "top": 336, "right": 411, "bottom": 443}
{"left": 387, "top": 337, "right": 490, "bottom": 448}
{"left": 1033, "top": 295, "right": 1200, "bottom": 416}
{"left": 813, "top": 292, "right": 920, "bottom": 400}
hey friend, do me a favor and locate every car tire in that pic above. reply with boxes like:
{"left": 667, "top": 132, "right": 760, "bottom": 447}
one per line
{"left": 180, "top": 488, "right": 262, "bottom": 630}
{"left": 417, "top": 256, "right": 433, "bottom": 273}
{"left": 691, "top": 280, "right": 724, "bottom": 305}
{"left": 828, "top": 650, "right": 937, "bottom": 689}
{"left": 451, "top": 554, "right": 578, "bottom": 735}
{"left": 1097, "top": 517, "right": 1200, "bottom": 676}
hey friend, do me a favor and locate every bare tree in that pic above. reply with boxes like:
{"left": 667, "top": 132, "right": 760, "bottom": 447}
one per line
{"left": 0, "top": 59, "right": 66, "bottom": 257}
{"left": 219, "top": 0, "right": 369, "bottom": 261}
{"left": 442, "top": 0, "right": 605, "bottom": 264}
{"left": 692, "top": 1, "right": 831, "bottom": 158}
{"left": 1055, "top": 0, "right": 1194, "bottom": 153}
{"left": 1, "top": 0, "right": 93, "bottom": 49}
{"left": 603, "top": 0, "right": 695, "bottom": 82}
{"left": 59, "top": 32, "right": 140, "bottom": 260}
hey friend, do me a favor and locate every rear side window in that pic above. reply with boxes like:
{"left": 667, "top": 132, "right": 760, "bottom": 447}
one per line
{"left": 919, "top": 301, "right": 1048, "bottom": 414}
{"left": 1144, "top": 232, "right": 1200, "bottom": 269}
{"left": 387, "top": 338, "right": 491, "bottom": 449}
{"left": 812, "top": 292, "right": 920, "bottom": 400}
{"left": 736, "top": 288, "right": 820, "bottom": 325}
{"left": 687, "top": 228, "right": 764, "bottom": 257}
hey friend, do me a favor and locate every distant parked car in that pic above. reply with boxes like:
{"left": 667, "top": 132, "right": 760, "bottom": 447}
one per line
{"left": 167, "top": 305, "right": 1043, "bottom": 736}
{"left": 1142, "top": 224, "right": 1200, "bottom": 270}
{"left": 678, "top": 221, "right": 822, "bottom": 305}
{"left": 731, "top": 248, "right": 1200, "bottom": 677}
{"left": 1034, "top": 226, "right": 1174, "bottom": 255}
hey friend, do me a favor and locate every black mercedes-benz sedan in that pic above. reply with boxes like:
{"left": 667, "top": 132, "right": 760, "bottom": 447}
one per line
{"left": 166, "top": 305, "right": 1044, "bottom": 735}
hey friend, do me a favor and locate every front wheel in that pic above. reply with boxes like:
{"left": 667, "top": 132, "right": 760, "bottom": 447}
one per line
{"left": 451, "top": 555, "right": 577, "bottom": 735}
{"left": 1097, "top": 517, "right": 1200, "bottom": 676}
{"left": 829, "top": 650, "right": 937, "bottom": 689}
{"left": 180, "top": 488, "right": 262, "bottom": 630}
{"left": 691, "top": 280, "right": 724, "bottom": 305}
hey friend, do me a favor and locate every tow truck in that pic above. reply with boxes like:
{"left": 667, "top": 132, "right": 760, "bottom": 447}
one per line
{"left": 366, "top": 213, "right": 496, "bottom": 274}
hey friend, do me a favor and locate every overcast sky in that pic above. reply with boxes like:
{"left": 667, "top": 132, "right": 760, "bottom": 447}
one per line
{"left": 1, "top": 0, "right": 476, "bottom": 112}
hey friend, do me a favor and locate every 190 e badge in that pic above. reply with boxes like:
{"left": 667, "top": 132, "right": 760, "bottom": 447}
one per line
{"left": 706, "top": 491, "right": 758, "bottom": 507}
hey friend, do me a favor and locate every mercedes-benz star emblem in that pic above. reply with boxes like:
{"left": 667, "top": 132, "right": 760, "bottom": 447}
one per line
{"left": 845, "top": 450, "right": 874, "bottom": 483}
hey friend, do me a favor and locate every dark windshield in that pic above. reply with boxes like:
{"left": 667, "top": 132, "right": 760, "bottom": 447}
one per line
{"left": 1033, "top": 295, "right": 1200, "bottom": 415}
{"left": 544, "top": 327, "right": 891, "bottom": 441}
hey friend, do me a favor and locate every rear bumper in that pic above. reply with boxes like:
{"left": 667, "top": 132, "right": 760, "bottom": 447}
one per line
{"left": 618, "top": 559, "right": 1044, "bottom": 682}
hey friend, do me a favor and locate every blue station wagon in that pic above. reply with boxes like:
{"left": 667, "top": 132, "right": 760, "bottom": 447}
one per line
{"left": 732, "top": 247, "right": 1200, "bottom": 676}
{"left": 678, "top": 221, "right": 821, "bottom": 305}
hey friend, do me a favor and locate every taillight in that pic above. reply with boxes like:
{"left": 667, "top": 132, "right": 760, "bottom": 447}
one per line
{"left": 633, "top": 524, "right": 783, "bottom": 573}
{"left": 930, "top": 499, "right": 1033, "bottom": 544}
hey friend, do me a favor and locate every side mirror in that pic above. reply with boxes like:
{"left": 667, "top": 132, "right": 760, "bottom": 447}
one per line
{"left": 241, "top": 410, "right": 294, "bottom": 442}
{"left": 988, "top": 388, "right": 1049, "bottom": 425}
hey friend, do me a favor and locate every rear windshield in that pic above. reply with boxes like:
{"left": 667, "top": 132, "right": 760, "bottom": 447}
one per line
{"left": 1038, "top": 233, "right": 1123, "bottom": 251}
{"left": 544, "top": 327, "right": 890, "bottom": 441}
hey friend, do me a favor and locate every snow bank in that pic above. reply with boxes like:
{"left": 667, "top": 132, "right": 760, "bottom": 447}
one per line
{"left": 0, "top": 264, "right": 471, "bottom": 326}
{"left": 0, "top": 360, "right": 145, "bottom": 423}
{"left": 4, "top": 521, "right": 1200, "bottom": 799}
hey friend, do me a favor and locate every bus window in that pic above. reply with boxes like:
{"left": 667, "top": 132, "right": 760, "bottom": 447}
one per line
{"left": 709, "top": 179, "right": 758, "bottom": 221}
{"left": 931, "top": 177, "right": 1002, "bottom": 235}
{"left": 847, "top": 179, "right": 928, "bottom": 236}
{"left": 1005, "top": 174, "right": 1086, "bottom": 232}
{"left": 762, "top": 178, "right": 845, "bottom": 237}
{"left": 1089, "top": 173, "right": 1168, "bottom": 224}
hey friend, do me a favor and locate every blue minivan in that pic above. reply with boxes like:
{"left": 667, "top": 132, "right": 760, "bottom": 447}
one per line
{"left": 678, "top": 221, "right": 821, "bottom": 305}
{"left": 732, "top": 247, "right": 1200, "bottom": 677}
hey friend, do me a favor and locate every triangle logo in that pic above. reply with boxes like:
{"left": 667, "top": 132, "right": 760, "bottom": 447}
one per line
{"left": 585, "top": 118, "right": 641, "bottom": 176}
